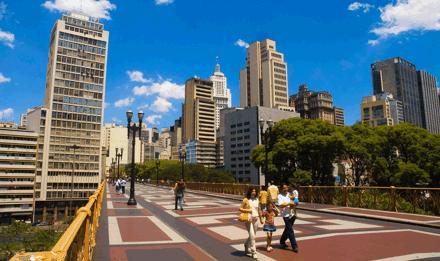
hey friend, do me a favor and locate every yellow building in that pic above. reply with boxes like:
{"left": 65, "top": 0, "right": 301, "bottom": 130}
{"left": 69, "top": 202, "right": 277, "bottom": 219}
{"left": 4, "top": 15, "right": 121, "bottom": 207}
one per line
{"left": 361, "top": 93, "right": 403, "bottom": 126}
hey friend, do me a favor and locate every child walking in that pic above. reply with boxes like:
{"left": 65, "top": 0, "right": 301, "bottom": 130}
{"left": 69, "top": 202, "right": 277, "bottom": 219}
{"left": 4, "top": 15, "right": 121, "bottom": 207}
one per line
{"left": 262, "top": 202, "right": 279, "bottom": 252}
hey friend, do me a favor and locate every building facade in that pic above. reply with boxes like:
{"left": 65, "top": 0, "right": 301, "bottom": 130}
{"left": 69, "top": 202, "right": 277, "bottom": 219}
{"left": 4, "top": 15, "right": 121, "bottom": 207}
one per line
{"left": 371, "top": 57, "right": 423, "bottom": 128}
{"left": 38, "top": 13, "right": 109, "bottom": 204}
{"left": 289, "top": 84, "right": 345, "bottom": 126}
{"left": 417, "top": 71, "right": 440, "bottom": 134}
{"left": 0, "top": 127, "right": 38, "bottom": 222}
{"left": 209, "top": 63, "right": 231, "bottom": 130}
{"left": 240, "top": 39, "right": 290, "bottom": 109}
{"left": 361, "top": 93, "right": 404, "bottom": 127}
{"left": 223, "top": 106, "right": 299, "bottom": 185}
{"left": 182, "top": 78, "right": 217, "bottom": 167}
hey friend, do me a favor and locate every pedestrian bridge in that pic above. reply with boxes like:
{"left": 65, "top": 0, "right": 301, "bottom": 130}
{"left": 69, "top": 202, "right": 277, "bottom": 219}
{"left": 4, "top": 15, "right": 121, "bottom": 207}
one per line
{"left": 11, "top": 183, "right": 440, "bottom": 261}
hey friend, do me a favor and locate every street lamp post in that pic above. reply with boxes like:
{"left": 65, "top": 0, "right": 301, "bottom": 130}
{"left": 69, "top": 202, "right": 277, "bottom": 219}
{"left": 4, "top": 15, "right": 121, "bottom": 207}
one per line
{"left": 156, "top": 159, "right": 160, "bottom": 186}
{"left": 68, "top": 144, "right": 80, "bottom": 218}
{"left": 178, "top": 146, "right": 186, "bottom": 180}
{"left": 111, "top": 158, "right": 116, "bottom": 182}
{"left": 126, "top": 110, "right": 144, "bottom": 205}
{"left": 259, "top": 119, "right": 273, "bottom": 186}
{"left": 115, "top": 148, "right": 123, "bottom": 180}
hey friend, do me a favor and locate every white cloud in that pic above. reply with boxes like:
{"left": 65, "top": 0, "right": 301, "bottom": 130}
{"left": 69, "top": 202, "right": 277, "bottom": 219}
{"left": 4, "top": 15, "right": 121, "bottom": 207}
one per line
{"left": 0, "top": 73, "right": 11, "bottom": 83}
{"left": 370, "top": 0, "right": 440, "bottom": 44}
{"left": 132, "top": 80, "right": 184, "bottom": 99}
{"left": 0, "top": 29, "right": 14, "bottom": 48}
{"left": 235, "top": 39, "right": 249, "bottom": 48}
{"left": 368, "top": 39, "right": 380, "bottom": 46}
{"left": 155, "top": 0, "right": 174, "bottom": 5}
{"left": 150, "top": 97, "right": 172, "bottom": 113}
{"left": 145, "top": 115, "right": 162, "bottom": 125}
{"left": 348, "top": 2, "right": 374, "bottom": 13}
{"left": 127, "top": 70, "right": 152, "bottom": 83}
{"left": 0, "top": 2, "right": 7, "bottom": 20}
{"left": 114, "top": 97, "right": 134, "bottom": 108}
{"left": 0, "top": 108, "right": 13, "bottom": 119}
{"left": 42, "top": 0, "right": 116, "bottom": 20}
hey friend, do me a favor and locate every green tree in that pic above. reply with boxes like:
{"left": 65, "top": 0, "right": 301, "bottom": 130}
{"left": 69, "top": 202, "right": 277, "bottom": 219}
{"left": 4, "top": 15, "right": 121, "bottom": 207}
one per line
{"left": 288, "top": 169, "right": 312, "bottom": 186}
{"left": 391, "top": 161, "right": 431, "bottom": 186}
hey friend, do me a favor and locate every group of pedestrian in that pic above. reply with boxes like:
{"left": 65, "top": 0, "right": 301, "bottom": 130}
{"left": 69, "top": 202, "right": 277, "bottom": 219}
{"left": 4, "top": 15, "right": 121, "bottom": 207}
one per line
{"left": 239, "top": 181, "right": 299, "bottom": 259}
{"left": 114, "top": 178, "right": 126, "bottom": 194}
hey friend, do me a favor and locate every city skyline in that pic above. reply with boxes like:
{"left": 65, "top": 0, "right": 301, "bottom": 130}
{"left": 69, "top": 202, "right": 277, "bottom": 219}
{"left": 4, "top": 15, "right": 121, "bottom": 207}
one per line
{"left": 1, "top": 0, "right": 440, "bottom": 129}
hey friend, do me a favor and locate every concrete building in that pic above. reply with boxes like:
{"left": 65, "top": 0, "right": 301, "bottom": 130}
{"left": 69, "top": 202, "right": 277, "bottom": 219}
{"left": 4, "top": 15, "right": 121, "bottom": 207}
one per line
{"left": 371, "top": 57, "right": 423, "bottom": 128}
{"left": 0, "top": 127, "right": 38, "bottom": 222}
{"left": 170, "top": 118, "right": 182, "bottom": 160}
{"left": 103, "top": 124, "right": 144, "bottom": 177}
{"left": 158, "top": 128, "right": 171, "bottom": 160}
{"left": 289, "top": 84, "right": 344, "bottom": 126}
{"left": 417, "top": 71, "right": 440, "bottom": 134}
{"left": 182, "top": 78, "right": 217, "bottom": 167}
{"left": 0, "top": 122, "right": 17, "bottom": 128}
{"left": 240, "top": 39, "right": 290, "bottom": 109}
{"left": 223, "top": 106, "right": 299, "bottom": 185}
{"left": 361, "top": 93, "right": 404, "bottom": 127}
{"left": 36, "top": 13, "right": 109, "bottom": 208}
{"left": 209, "top": 63, "right": 231, "bottom": 130}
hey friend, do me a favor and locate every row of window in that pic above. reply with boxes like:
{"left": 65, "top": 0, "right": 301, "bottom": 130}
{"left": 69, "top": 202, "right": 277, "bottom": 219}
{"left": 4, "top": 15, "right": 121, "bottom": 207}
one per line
{"left": 230, "top": 121, "right": 250, "bottom": 128}
{"left": 55, "top": 79, "right": 103, "bottom": 92}
{"left": 59, "top": 32, "right": 106, "bottom": 48}
{"left": 230, "top": 128, "right": 250, "bottom": 135}
{"left": 55, "top": 71, "right": 104, "bottom": 84}
{"left": 58, "top": 39, "right": 106, "bottom": 56}
{"left": 47, "top": 161, "right": 99, "bottom": 170}
{"left": 51, "top": 111, "right": 101, "bottom": 123}
{"left": 57, "top": 55, "right": 105, "bottom": 70}
{"left": 50, "top": 118, "right": 101, "bottom": 131}
{"left": 63, "top": 16, "right": 103, "bottom": 31}
{"left": 54, "top": 87, "right": 103, "bottom": 102}
{"left": 56, "top": 63, "right": 104, "bottom": 78}
{"left": 57, "top": 47, "right": 106, "bottom": 63}
{"left": 59, "top": 104, "right": 102, "bottom": 116}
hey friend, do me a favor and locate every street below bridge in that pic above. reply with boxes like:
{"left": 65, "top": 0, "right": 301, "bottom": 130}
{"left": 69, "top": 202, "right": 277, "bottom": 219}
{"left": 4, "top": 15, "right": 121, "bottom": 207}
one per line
{"left": 94, "top": 184, "right": 440, "bottom": 261}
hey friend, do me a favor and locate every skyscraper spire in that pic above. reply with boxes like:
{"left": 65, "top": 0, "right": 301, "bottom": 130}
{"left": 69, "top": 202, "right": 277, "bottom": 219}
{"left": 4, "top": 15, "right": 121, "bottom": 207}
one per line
{"left": 215, "top": 56, "right": 220, "bottom": 72}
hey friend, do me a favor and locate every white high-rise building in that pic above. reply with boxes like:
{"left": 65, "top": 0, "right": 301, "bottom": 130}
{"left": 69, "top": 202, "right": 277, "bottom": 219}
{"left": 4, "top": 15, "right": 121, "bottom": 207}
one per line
{"left": 209, "top": 63, "right": 231, "bottom": 130}
{"left": 38, "top": 13, "right": 109, "bottom": 203}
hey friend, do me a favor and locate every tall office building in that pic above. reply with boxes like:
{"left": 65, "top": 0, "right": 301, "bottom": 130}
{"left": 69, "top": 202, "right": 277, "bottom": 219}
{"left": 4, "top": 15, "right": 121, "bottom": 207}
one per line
{"left": 182, "top": 78, "right": 217, "bottom": 167}
{"left": 240, "top": 39, "right": 290, "bottom": 109}
{"left": 289, "top": 84, "right": 345, "bottom": 126}
{"left": 417, "top": 71, "right": 440, "bottom": 134}
{"left": 361, "top": 93, "right": 404, "bottom": 127}
{"left": 371, "top": 57, "right": 423, "bottom": 128}
{"left": 0, "top": 126, "right": 38, "bottom": 222}
{"left": 209, "top": 63, "right": 231, "bottom": 130}
{"left": 223, "top": 106, "right": 299, "bottom": 184}
{"left": 37, "top": 13, "right": 109, "bottom": 207}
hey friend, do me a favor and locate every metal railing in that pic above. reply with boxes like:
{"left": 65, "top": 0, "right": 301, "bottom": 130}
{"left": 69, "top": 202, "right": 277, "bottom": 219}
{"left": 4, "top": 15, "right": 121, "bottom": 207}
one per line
{"left": 11, "top": 181, "right": 106, "bottom": 261}
{"left": 182, "top": 182, "right": 440, "bottom": 216}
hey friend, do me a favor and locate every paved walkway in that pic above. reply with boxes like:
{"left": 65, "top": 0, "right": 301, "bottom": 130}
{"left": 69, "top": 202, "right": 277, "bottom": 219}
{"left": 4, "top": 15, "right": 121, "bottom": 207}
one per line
{"left": 94, "top": 184, "right": 440, "bottom": 261}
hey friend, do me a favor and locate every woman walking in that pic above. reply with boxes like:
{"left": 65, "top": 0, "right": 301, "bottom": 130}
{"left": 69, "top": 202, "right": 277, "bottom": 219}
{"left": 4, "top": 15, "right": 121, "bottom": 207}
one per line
{"left": 239, "top": 187, "right": 262, "bottom": 259}
{"left": 174, "top": 179, "right": 186, "bottom": 211}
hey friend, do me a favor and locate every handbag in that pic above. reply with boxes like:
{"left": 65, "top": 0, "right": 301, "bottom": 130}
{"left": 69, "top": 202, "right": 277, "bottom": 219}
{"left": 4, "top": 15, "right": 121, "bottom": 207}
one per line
{"left": 238, "top": 198, "right": 251, "bottom": 222}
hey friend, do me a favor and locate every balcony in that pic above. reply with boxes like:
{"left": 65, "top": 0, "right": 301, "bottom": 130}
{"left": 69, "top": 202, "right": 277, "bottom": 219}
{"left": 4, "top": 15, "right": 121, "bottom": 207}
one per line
{"left": 0, "top": 181, "right": 35, "bottom": 187}
{"left": 0, "top": 164, "right": 36, "bottom": 170}
{"left": 0, "top": 138, "right": 37, "bottom": 146}
{"left": 0, "top": 156, "right": 36, "bottom": 161}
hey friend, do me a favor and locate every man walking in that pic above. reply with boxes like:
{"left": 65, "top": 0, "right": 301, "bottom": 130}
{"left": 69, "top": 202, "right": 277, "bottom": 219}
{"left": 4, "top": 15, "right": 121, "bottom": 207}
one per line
{"left": 120, "top": 178, "right": 126, "bottom": 194}
{"left": 277, "top": 184, "right": 299, "bottom": 253}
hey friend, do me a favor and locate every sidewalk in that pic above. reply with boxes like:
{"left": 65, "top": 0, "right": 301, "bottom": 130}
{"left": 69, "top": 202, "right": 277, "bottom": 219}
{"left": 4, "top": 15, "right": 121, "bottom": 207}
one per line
{"left": 182, "top": 186, "right": 440, "bottom": 229}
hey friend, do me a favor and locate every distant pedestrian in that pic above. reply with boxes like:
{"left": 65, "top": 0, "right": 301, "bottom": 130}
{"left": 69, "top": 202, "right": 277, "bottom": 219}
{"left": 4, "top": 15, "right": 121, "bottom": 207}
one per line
{"left": 259, "top": 185, "right": 268, "bottom": 211}
{"left": 174, "top": 179, "right": 186, "bottom": 211}
{"left": 115, "top": 178, "right": 121, "bottom": 194}
{"left": 262, "top": 202, "right": 279, "bottom": 252}
{"left": 120, "top": 178, "right": 126, "bottom": 194}
{"left": 268, "top": 181, "right": 279, "bottom": 204}
{"left": 277, "top": 184, "right": 299, "bottom": 253}
{"left": 240, "top": 187, "right": 262, "bottom": 259}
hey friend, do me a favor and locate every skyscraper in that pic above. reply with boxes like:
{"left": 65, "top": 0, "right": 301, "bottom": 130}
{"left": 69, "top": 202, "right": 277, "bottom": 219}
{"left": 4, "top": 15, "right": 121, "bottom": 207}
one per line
{"left": 289, "top": 84, "right": 345, "bottom": 126}
{"left": 417, "top": 71, "right": 440, "bottom": 134}
{"left": 240, "top": 39, "right": 290, "bottom": 110}
{"left": 209, "top": 62, "right": 231, "bottom": 130}
{"left": 37, "top": 13, "right": 109, "bottom": 209}
{"left": 182, "top": 78, "right": 217, "bottom": 167}
{"left": 371, "top": 57, "right": 423, "bottom": 128}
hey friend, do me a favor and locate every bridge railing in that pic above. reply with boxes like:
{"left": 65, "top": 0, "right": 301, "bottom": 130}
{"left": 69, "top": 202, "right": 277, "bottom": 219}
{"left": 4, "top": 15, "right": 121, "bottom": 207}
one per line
{"left": 11, "top": 181, "right": 106, "bottom": 261}
{"left": 182, "top": 182, "right": 440, "bottom": 216}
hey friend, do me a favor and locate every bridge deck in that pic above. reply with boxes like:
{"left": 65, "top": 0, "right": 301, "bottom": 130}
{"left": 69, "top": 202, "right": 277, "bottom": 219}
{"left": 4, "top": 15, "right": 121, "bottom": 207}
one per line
{"left": 94, "top": 184, "right": 440, "bottom": 261}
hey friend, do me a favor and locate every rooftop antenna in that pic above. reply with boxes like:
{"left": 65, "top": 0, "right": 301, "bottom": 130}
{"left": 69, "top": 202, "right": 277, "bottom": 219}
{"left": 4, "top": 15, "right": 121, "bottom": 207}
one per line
{"left": 215, "top": 56, "right": 220, "bottom": 72}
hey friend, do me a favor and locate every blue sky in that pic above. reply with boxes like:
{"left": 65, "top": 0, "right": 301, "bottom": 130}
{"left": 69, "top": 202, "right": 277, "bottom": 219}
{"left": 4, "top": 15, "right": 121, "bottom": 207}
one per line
{"left": 1, "top": 0, "right": 440, "bottom": 128}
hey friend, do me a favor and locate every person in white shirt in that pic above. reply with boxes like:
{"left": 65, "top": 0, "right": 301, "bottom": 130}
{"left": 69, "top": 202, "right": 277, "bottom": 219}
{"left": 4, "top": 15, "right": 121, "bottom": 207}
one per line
{"left": 115, "top": 179, "right": 121, "bottom": 194}
{"left": 268, "top": 181, "right": 279, "bottom": 204}
{"left": 277, "top": 184, "right": 299, "bottom": 253}
{"left": 120, "top": 179, "right": 126, "bottom": 194}
{"left": 240, "top": 187, "right": 262, "bottom": 259}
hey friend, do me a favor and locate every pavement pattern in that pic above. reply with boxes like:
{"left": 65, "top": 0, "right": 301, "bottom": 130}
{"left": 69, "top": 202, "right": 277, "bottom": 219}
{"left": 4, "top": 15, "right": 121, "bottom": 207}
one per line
{"left": 94, "top": 184, "right": 440, "bottom": 261}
